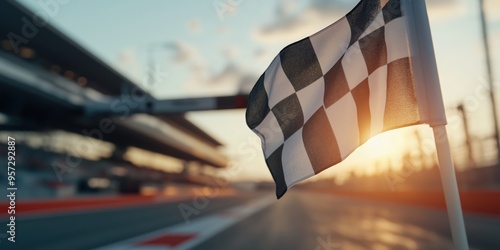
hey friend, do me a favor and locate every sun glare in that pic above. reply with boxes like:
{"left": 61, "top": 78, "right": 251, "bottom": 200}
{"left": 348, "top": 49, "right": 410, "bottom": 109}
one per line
{"left": 338, "top": 128, "right": 417, "bottom": 176}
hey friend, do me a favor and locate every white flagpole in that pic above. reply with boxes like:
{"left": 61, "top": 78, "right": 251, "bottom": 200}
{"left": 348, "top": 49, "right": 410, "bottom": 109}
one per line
{"left": 403, "top": 0, "right": 469, "bottom": 249}
{"left": 432, "top": 125, "right": 469, "bottom": 250}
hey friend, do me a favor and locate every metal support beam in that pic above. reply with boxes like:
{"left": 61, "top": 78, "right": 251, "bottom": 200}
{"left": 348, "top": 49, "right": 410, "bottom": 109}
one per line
{"left": 84, "top": 94, "right": 249, "bottom": 118}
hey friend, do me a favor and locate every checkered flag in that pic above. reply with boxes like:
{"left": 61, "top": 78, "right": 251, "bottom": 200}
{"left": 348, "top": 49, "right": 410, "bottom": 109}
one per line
{"left": 246, "top": 0, "right": 446, "bottom": 198}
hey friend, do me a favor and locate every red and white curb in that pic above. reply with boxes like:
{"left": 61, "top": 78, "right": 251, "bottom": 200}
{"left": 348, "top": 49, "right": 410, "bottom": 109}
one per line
{"left": 94, "top": 196, "right": 274, "bottom": 250}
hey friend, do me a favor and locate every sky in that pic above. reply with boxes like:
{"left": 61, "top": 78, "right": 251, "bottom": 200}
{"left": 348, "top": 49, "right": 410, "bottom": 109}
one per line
{"left": 19, "top": 0, "right": 500, "bottom": 182}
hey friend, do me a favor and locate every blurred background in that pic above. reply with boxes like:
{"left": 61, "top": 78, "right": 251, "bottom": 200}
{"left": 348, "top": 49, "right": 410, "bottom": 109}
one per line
{"left": 0, "top": 0, "right": 499, "bottom": 249}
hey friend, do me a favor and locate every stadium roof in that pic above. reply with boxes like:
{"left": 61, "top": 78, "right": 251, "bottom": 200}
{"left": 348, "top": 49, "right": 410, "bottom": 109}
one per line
{"left": 0, "top": 0, "right": 227, "bottom": 167}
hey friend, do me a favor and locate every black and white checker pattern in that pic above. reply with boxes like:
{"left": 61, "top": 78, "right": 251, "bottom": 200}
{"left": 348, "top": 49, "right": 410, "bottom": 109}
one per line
{"left": 246, "top": 0, "right": 421, "bottom": 198}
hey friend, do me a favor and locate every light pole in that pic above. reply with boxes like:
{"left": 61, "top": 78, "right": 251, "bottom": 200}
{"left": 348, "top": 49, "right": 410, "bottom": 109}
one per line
{"left": 478, "top": 0, "right": 500, "bottom": 182}
{"left": 146, "top": 43, "right": 170, "bottom": 88}
{"left": 457, "top": 104, "right": 475, "bottom": 169}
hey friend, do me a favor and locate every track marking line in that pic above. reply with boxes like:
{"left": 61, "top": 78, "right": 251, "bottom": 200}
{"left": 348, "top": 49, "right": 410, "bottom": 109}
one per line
{"left": 94, "top": 196, "right": 274, "bottom": 250}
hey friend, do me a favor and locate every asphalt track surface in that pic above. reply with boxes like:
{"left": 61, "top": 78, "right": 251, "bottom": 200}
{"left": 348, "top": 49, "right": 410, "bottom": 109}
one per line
{"left": 1, "top": 190, "right": 499, "bottom": 250}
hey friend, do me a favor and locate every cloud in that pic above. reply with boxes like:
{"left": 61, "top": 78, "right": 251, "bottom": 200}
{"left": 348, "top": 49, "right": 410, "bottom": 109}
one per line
{"left": 425, "top": 0, "right": 467, "bottom": 21}
{"left": 217, "top": 26, "right": 229, "bottom": 35}
{"left": 254, "top": 0, "right": 468, "bottom": 43}
{"left": 254, "top": 48, "right": 273, "bottom": 62}
{"left": 188, "top": 19, "right": 201, "bottom": 33}
{"left": 485, "top": 1, "right": 500, "bottom": 21}
{"left": 253, "top": 0, "right": 350, "bottom": 43}
{"left": 194, "top": 64, "right": 256, "bottom": 93}
{"left": 427, "top": 0, "right": 460, "bottom": 7}
{"left": 115, "top": 48, "right": 143, "bottom": 82}
{"left": 307, "top": 0, "right": 357, "bottom": 15}
{"left": 117, "top": 48, "right": 137, "bottom": 65}
{"left": 222, "top": 47, "right": 240, "bottom": 59}
{"left": 167, "top": 41, "right": 258, "bottom": 96}
{"left": 490, "top": 31, "right": 500, "bottom": 57}
{"left": 166, "top": 41, "right": 202, "bottom": 64}
{"left": 183, "top": 63, "right": 257, "bottom": 96}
